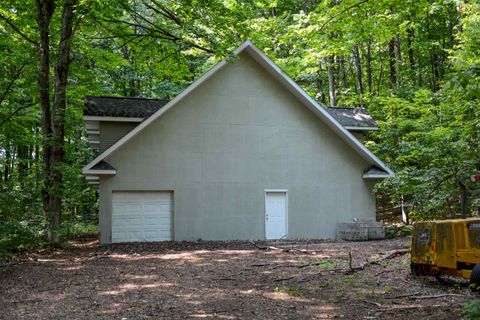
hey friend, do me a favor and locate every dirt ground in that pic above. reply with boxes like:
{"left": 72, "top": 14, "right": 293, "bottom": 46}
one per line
{"left": 1, "top": 237, "right": 478, "bottom": 319}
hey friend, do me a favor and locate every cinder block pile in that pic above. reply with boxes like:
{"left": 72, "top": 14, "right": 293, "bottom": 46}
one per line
{"left": 336, "top": 218, "right": 385, "bottom": 241}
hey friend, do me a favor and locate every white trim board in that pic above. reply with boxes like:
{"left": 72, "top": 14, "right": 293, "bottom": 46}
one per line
{"left": 83, "top": 41, "right": 394, "bottom": 178}
{"left": 345, "top": 126, "right": 379, "bottom": 131}
{"left": 362, "top": 173, "right": 392, "bottom": 179}
{"left": 84, "top": 116, "right": 143, "bottom": 122}
{"left": 83, "top": 169, "right": 116, "bottom": 175}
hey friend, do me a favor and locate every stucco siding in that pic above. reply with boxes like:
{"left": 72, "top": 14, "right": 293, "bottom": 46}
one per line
{"left": 99, "top": 122, "right": 137, "bottom": 153}
{"left": 99, "top": 52, "right": 376, "bottom": 243}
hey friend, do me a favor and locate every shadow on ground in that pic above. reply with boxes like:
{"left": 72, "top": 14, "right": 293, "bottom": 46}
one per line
{"left": 0, "top": 238, "right": 477, "bottom": 319}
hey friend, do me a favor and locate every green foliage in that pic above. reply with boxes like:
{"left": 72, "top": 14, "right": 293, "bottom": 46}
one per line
{"left": 274, "top": 286, "right": 303, "bottom": 297}
{"left": 58, "top": 222, "right": 98, "bottom": 239}
{"left": 462, "top": 300, "right": 480, "bottom": 320}
{"left": 0, "top": 219, "right": 47, "bottom": 255}
{"left": 385, "top": 224, "right": 412, "bottom": 239}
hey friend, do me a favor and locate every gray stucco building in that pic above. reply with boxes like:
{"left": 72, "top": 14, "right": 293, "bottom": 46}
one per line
{"left": 83, "top": 41, "right": 393, "bottom": 244}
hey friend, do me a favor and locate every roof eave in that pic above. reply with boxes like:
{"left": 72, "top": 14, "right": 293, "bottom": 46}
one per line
{"left": 84, "top": 116, "right": 143, "bottom": 122}
{"left": 345, "top": 126, "right": 379, "bottom": 131}
{"left": 362, "top": 172, "right": 394, "bottom": 179}
{"left": 82, "top": 169, "right": 116, "bottom": 175}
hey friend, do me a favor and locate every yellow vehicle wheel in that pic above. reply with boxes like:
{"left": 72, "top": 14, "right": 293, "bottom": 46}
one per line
{"left": 471, "top": 264, "right": 480, "bottom": 285}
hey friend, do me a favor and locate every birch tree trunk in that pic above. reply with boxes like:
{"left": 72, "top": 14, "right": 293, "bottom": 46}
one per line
{"left": 327, "top": 55, "right": 336, "bottom": 107}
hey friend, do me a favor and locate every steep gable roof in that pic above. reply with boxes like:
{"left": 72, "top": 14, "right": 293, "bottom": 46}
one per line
{"left": 83, "top": 41, "right": 393, "bottom": 178}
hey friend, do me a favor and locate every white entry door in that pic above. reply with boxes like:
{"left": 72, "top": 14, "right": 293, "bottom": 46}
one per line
{"left": 265, "top": 191, "right": 288, "bottom": 240}
{"left": 112, "top": 191, "right": 173, "bottom": 243}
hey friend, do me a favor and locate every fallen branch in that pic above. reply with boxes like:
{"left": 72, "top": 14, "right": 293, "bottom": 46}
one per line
{"left": 250, "top": 241, "right": 311, "bottom": 254}
{"left": 274, "top": 276, "right": 295, "bottom": 282}
{"left": 348, "top": 249, "right": 410, "bottom": 273}
{"left": 376, "top": 304, "right": 445, "bottom": 313}
{"left": 408, "top": 293, "right": 462, "bottom": 300}
{"left": 385, "top": 291, "right": 422, "bottom": 299}
{"left": 363, "top": 300, "right": 382, "bottom": 307}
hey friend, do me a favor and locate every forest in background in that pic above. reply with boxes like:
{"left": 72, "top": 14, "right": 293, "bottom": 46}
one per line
{"left": 0, "top": 0, "right": 479, "bottom": 250}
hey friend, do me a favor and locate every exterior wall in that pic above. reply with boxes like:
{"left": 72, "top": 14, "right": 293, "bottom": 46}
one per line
{"left": 98, "top": 52, "right": 377, "bottom": 244}
{"left": 99, "top": 122, "right": 137, "bottom": 152}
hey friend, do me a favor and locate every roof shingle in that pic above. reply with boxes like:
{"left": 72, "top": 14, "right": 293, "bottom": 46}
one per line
{"left": 326, "top": 107, "right": 378, "bottom": 129}
{"left": 84, "top": 96, "right": 169, "bottom": 118}
{"left": 84, "top": 96, "right": 378, "bottom": 130}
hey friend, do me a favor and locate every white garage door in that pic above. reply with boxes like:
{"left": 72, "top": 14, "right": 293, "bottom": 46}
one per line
{"left": 112, "top": 191, "right": 173, "bottom": 243}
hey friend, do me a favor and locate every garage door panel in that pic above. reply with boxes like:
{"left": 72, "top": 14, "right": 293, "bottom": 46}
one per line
{"left": 113, "top": 216, "right": 143, "bottom": 226}
{"left": 156, "top": 216, "right": 171, "bottom": 223}
{"left": 112, "top": 191, "right": 173, "bottom": 243}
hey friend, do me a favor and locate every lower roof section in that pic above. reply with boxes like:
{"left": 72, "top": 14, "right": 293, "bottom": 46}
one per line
{"left": 83, "top": 160, "right": 116, "bottom": 175}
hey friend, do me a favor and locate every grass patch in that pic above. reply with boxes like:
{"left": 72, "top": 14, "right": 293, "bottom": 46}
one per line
{"left": 275, "top": 286, "right": 303, "bottom": 297}
{"left": 463, "top": 300, "right": 480, "bottom": 320}
{"left": 315, "top": 260, "right": 336, "bottom": 270}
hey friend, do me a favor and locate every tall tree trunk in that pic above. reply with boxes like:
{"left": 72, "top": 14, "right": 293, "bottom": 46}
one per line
{"left": 315, "top": 73, "right": 327, "bottom": 104}
{"left": 353, "top": 45, "right": 364, "bottom": 106}
{"left": 395, "top": 35, "right": 402, "bottom": 84}
{"left": 430, "top": 49, "right": 440, "bottom": 92}
{"left": 377, "top": 46, "right": 384, "bottom": 95}
{"left": 18, "top": 144, "right": 28, "bottom": 180}
{"left": 4, "top": 141, "right": 10, "bottom": 183}
{"left": 388, "top": 39, "right": 397, "bottom": 90}
{"left": 366, "top": 39, "right": 373, "bottom": 93}
{"left": 406, "top": 24, "right": 416, "bottom": 82}
{"left": 36, "top": 0, "right": 55, "bottom": 241}
{"left": 338, "top": 56, "right": 347, "bottom": 91}
{"left": 36, "top": 0, "right": 77, "bottom": 243}
{"left": 459, "top": 181, "right": 468, "bottom": 218}
{"left": 326, "top": 55, "right": 336, "bottom": 107}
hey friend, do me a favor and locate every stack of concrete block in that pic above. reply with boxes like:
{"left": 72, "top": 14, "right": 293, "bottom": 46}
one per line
{"left": 336, "top": 218, "right": 385, "bottom": 241}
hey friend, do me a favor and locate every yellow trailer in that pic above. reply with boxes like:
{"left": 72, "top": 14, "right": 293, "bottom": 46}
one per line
{"left": 411, "top": 218, "right": 480, "bottom": 285}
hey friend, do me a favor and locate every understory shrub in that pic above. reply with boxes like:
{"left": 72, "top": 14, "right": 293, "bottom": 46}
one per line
{"left": 463, "top": 300, "right": 480, "bottom": 320}
{"left": 0, "top": 219, "right": 47, "bottom": 256}
{"left": 385, "top": 224, "right": 412, "bottom": 239}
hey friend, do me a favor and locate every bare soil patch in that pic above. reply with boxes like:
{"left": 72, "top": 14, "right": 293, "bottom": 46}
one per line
{"left": 0, "top": 237, "right": 477, "bottom": 319}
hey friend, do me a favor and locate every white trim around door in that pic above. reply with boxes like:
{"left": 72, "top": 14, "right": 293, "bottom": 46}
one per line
{"left": 264, "top": 189, "right": 288, "bottom": 240}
